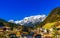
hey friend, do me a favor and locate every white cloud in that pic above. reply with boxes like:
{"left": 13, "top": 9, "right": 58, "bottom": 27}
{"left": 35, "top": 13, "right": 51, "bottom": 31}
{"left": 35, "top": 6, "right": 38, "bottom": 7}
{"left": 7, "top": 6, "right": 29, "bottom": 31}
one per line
{"left": 8, "top": 15, "right": 46, "bottom": 26}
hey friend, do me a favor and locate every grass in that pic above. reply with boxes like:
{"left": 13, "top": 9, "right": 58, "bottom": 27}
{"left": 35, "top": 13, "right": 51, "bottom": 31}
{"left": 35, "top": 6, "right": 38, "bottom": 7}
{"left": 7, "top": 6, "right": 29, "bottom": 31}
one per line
{"left": 43, "top": 22, "right": 56, "bottom": 29}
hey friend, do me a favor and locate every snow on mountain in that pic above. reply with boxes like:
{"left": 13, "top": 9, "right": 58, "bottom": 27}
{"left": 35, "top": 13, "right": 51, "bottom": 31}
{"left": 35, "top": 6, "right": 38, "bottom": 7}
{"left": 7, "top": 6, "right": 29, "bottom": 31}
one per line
{"left": 8, "top": 15, "right": 46, "bottom": 26}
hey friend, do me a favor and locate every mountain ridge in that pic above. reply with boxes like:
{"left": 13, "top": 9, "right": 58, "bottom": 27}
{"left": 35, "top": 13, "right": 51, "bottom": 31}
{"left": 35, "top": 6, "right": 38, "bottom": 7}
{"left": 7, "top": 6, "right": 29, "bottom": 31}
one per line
{"left": 37, "top": 7, "right": 60, "bottom": 29}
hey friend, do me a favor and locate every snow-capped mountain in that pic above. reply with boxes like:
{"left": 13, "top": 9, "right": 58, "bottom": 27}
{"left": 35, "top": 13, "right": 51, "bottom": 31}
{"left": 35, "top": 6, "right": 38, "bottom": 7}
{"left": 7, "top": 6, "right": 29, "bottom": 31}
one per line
{"left": 8, "top": 15, "right": 46, "bottom": 26}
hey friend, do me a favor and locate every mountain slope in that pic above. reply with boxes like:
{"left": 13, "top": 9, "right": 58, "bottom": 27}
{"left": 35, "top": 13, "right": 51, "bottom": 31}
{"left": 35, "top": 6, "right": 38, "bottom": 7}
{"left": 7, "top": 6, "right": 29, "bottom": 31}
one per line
{"left": 44, "top": 7, "right": 60, "bottom": 23}
{"left": 0, "top": 18, "right": 21, "bottom": 28}
{"left": 37, "top": 7, "right": 60, "bottom": 28}
{"left": 0, "top": 18, "right": 7, "bottom": 23}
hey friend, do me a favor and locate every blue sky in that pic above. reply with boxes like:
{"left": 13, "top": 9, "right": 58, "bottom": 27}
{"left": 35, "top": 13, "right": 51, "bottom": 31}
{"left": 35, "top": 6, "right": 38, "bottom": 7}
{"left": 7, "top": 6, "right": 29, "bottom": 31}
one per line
{"left": 0, "top": 0, "right": 60, "bottom": 21}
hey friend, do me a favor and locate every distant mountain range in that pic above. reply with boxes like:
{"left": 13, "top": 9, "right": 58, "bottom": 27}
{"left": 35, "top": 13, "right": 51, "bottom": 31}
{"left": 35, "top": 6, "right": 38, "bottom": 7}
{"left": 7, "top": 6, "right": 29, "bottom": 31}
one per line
{"left": 0, "top": 7, "right": 60, "bottom": 28}
{"left": 8, "top": 15, "right": 46, "bottom": 27}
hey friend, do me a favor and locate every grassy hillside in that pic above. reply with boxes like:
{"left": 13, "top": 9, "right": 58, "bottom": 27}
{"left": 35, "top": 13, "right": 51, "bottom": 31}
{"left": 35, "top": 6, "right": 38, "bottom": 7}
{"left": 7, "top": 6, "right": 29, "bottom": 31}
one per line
{"left": 36, "top": 7, "right": 60, "bottom": 29}
{"left": 43, "top": 22, "right": 56, "bottom": 29}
